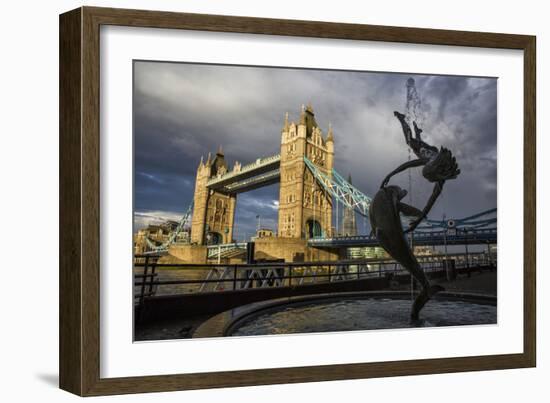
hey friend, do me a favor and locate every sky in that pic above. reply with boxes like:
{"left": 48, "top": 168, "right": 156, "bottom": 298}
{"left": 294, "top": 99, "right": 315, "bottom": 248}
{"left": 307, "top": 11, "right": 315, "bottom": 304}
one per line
{"left": 133, "top": 61, "right": 497, "bottom": 240}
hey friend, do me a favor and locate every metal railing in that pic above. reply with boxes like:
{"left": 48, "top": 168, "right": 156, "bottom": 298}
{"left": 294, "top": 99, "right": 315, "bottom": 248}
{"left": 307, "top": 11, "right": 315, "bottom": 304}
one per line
{"left": 206, "top": 242, "right": 247, "bottom": 259}
{"left": 134, "top": 251, "right": 496, "bottom": 303}
{"left": 134, "top": 254, "right": 160, "bottom": 320}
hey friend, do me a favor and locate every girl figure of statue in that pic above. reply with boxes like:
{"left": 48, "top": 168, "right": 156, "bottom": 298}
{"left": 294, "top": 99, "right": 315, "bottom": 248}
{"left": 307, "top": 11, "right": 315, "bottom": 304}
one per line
{"left": 381, "top": 111, "right": 461, "bottom": 232}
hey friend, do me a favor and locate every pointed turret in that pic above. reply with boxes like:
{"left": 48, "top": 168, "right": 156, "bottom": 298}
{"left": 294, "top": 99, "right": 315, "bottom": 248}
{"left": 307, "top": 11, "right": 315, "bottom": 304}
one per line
{"left": 327, "top": 122, "right": 334, "bottom": 142}
{"left": 299, "top": 102, "right": 318, "bottom": 138}
{"left": 217, "top": 144, "right": 224, "bottom": 156}
{"left": 206, "top": 152, "right": 212, "bottom": 165}
{"left": 299, "top": 104, "right": 306, "bottom": 125}
{"left": 283, "top": 112, "right": 289, "bottom": 131}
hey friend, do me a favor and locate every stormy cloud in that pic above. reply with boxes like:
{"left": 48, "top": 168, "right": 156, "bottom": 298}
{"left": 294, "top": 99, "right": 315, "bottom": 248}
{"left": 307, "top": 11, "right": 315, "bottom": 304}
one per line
{"left": 133, "top": 61, "right": 497, "bottom": 238}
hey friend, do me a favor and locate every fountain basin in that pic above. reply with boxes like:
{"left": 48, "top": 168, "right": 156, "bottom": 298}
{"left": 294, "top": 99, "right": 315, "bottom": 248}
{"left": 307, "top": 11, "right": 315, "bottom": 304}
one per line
{"left": 192, "top": 291, "right": 496, "bottom": 338}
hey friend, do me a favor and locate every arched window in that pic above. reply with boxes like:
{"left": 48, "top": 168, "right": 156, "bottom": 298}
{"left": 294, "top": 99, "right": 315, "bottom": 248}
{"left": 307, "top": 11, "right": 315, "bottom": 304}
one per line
{"left": 306, "top": 219, "right": 322, "bottom": 238}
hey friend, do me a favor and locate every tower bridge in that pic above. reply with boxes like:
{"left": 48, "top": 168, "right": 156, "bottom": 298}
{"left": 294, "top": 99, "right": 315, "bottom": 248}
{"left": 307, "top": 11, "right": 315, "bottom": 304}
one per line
{"left": 190, "top": 103, "right": 335, "bottom": 247}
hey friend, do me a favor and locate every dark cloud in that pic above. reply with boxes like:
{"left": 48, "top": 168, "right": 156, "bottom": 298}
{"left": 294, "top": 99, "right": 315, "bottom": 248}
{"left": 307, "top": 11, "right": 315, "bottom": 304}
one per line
{"left": 134, "top": 61, "right": 497, "bottom": 237}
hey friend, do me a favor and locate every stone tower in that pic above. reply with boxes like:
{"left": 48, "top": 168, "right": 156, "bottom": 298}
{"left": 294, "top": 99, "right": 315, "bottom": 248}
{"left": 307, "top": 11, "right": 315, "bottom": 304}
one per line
{"left": 278, "top": 104, "right": 334, "bottom": 239}
{"left": 341, "top": 173, "right": 358, "bottom": 236}
{"left": 190, "top": 147, "right": 236, "bottom": 245}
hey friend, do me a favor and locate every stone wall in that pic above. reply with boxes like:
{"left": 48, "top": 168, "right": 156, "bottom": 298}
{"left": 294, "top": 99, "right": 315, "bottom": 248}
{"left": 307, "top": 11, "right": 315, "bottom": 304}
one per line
{"left": 254, "top": 237, "right": 338, "bottom": 262}
{"left": 168, "top": 244, "right": 208, "bottom": 264}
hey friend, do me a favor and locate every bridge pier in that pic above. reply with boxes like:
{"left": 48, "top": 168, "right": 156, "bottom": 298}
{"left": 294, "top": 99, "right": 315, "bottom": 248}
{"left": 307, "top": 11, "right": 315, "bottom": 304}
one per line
{"left": 167, "top": 238, "right": 340, "bottom": 264}
{"left": 168, "top": 244, "right": 208, "bottom": 263}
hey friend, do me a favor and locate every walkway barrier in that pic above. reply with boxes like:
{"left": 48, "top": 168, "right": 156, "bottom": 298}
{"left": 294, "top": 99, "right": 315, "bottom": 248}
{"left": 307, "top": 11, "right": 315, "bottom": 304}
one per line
{"left": 133, "top": 251, "right": 496, "bottom": 306}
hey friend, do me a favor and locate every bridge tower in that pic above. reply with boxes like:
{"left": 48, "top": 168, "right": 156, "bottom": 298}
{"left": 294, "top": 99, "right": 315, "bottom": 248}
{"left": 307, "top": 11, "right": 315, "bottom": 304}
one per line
{"left": 190, "top": 147, "right": 236, "bottom": 245}
{"left": 278, "top": 104, "right": 334, "bottom": 239}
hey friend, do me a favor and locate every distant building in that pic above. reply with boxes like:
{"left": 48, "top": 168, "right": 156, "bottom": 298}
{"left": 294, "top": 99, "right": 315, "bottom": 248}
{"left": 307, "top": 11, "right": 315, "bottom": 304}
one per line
{"left": 134, "top": 229, "right": 149, "bottom": 255}
{"left": 251, "top": 228, "right": 275, "bottom": 241}
{"left": 133, "top": 221, "right": 190, "bottom": 254}
{"left": 413, "top": 246, "right": 439, "bottom": 256}
{"left": 347, "top": 246, "right": 388, "bottom": 260}
{"left": 255, "top": 228, "right": 274, "bottom": 238}
{"left": 341, "top": 173, "right": 358, "bottom": 236}
{"left": 345, "top": 245, "right": 437, "bottom": 261}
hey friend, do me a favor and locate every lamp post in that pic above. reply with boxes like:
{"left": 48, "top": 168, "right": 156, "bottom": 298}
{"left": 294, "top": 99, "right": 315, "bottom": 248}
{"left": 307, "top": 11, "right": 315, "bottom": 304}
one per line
{"left": 312, "top": 183, "right": 316, "bottom": 238}
{"left": 443, "top": 214, "right": 450, "bottom": 281}
{"left": 464, "top": 227, "right": 471, "bottom": 277}
{"left": 486, "top": 241, "right": 492, "bottom": 268}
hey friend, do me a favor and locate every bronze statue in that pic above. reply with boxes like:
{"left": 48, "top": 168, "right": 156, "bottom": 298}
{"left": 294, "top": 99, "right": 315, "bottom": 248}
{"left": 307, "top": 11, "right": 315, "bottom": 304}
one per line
{"left": 370, "top": 112, "right": 460, "bottom": 320}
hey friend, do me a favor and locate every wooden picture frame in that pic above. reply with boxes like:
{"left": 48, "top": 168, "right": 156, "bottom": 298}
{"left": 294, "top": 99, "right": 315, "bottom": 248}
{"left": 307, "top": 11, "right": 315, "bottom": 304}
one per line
{"left": 59, "top": 6, "right": 536, "bottom": 396}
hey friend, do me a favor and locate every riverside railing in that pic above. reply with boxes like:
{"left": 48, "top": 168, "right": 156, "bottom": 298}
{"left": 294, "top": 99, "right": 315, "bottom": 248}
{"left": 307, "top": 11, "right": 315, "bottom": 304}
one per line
{"left": 133, "top": 251, "right": 495, "bottom": 303}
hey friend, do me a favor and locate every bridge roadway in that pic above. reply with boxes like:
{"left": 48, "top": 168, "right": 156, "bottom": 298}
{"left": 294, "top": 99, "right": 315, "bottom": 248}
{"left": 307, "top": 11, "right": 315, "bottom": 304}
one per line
{"left": 206, "top": 154, "right": 280, "bottom": 194}
{"left": 308, "top": 228, "right": 497, "bottom": 248}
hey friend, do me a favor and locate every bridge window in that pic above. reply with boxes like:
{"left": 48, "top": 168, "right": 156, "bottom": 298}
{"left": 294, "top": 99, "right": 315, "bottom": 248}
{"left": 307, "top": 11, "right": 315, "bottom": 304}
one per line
{"left": 286, "top": 143, "right": 297, "bottom": 155}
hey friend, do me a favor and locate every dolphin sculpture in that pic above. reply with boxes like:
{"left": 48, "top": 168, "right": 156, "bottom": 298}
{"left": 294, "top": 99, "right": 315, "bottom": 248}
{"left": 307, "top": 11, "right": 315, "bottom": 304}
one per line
{"left": 369, "top": 185, "right": 444, "bottom": 320}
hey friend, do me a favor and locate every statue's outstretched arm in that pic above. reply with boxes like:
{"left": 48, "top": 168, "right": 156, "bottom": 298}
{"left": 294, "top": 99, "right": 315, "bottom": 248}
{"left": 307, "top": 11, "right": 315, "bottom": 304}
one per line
{"left": 381, "top": 158, "right": 425, "bottom": 188}
{"left": 404, "top": 180, "right": 445, "bottom": 233}
{"left": 394, "top": 111, "right": 412, "bottom": 145}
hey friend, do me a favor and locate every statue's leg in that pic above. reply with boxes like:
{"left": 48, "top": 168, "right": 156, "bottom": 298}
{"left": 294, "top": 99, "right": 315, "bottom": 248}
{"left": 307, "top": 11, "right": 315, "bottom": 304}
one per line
{"left": 404, "top": 181, "right": 445, "bottom": 233}
{"left": 397, "top": 201, "right": 423, "bottom": 218}
{"left": 380, "top": 158, "right": 425, "bottom": 188}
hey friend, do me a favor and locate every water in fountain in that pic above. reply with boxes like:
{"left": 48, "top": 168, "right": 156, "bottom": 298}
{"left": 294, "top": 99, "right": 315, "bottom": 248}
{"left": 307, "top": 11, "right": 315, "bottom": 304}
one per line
{"left": 230, "top": 297, "right": 496, "bottom": 336}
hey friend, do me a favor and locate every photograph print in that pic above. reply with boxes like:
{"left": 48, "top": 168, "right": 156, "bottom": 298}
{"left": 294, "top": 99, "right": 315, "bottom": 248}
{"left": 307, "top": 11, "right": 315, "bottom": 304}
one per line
{"left": 132, "top": 61, "right": 497, "bottom": 341}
